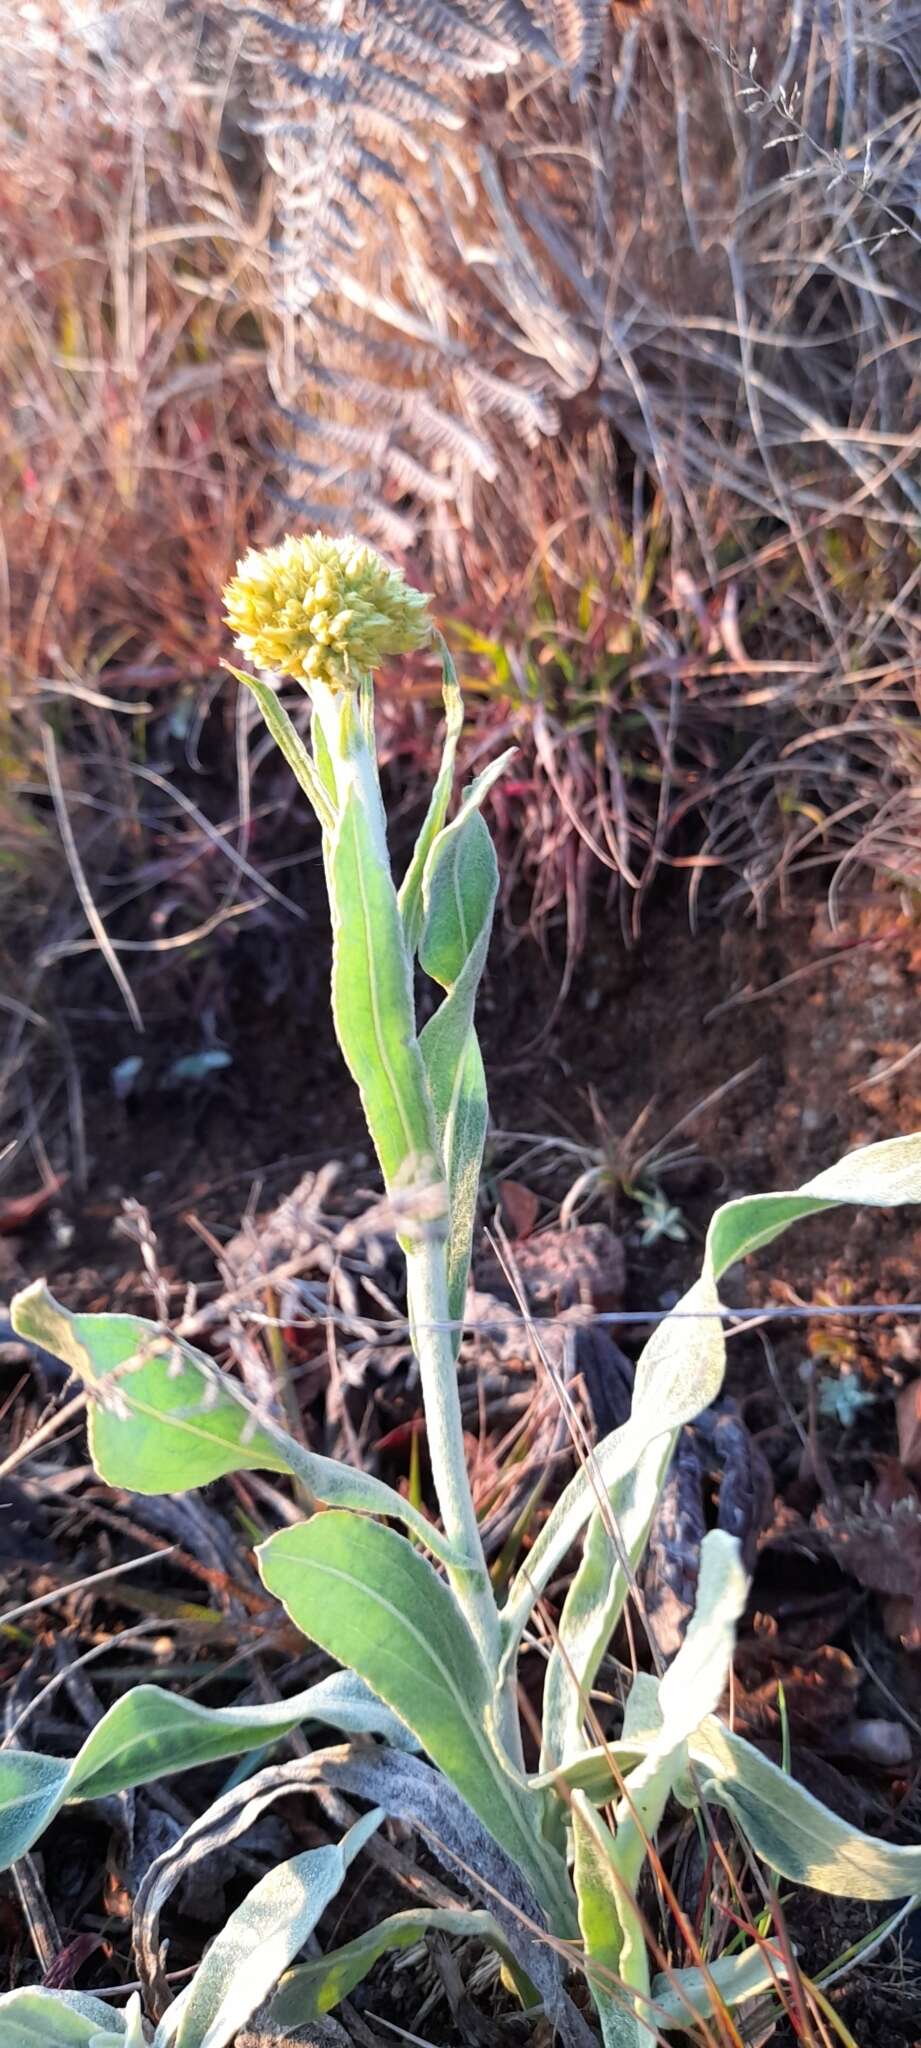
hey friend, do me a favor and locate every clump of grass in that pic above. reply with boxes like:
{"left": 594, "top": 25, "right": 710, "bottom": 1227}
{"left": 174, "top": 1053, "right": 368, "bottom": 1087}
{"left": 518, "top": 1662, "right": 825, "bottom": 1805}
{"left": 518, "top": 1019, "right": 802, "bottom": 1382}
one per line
{"left": 4, "top": 0, "right": 920, "bottom": 1188}
{"left": 0, "top": 2, "right": 270, "bottom": 679}
{"left": 260, "top": 0, "right": 921, "bottom": 955}
{"left": 0, "top": 0, "right": 279, "bottom": 1176}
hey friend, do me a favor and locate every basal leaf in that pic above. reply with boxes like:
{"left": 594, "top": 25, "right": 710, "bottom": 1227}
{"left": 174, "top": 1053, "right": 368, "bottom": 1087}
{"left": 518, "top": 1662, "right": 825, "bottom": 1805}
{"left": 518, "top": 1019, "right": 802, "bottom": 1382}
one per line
{"left": 155, "top": 1810, "right": 382, "bottom": 2048}
{"left": 257, "top": 1511, "right": 570, "bottom": 1925}
{"left": 0, "top": 1671, "right": 412, "bottom": 1873}
{"left": 706, "top": 1134, "right": 921, "bottom": 1281}
{"left": 498, "top": 1272, "right": 722, "bottom": 1692}
{"left": 551, "top": 1709, "right": 921, "bottom": 1903}
{"left": 572, "top": 1794, "right": 649, "bottom": 2047}
{"left": 655, "top": 1531, "right": 748, "bottom": 1750}
{"left": 541, "top": 1436, "right": 670, "bottom": 1772}
{"left": 11, "top": 1281, "right": 290, "bottom": 1492}
{"left": 0, "top": 1988, "right": 125, "bottom": 2045}
{"left": 119, "top": 1997, "right": 148, "bottom": 2048}
{"left": 688, "top": 1715, "right": 921, "bottom": 1899}
{"left": 592, "top": 1534, "right": 748, "bottom": 1972}
{"left": 650, "top": 1943, "right": 789, "bottom": 2029}
{"left": 268, "top": 1906, "right": 538, "bottom": 2028}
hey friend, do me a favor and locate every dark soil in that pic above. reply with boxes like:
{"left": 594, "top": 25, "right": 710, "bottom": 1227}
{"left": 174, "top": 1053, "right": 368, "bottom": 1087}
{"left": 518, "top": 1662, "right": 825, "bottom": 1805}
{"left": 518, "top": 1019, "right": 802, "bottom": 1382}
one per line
{"left": 2, "top": 842, "right": 920, "bottom": 2044}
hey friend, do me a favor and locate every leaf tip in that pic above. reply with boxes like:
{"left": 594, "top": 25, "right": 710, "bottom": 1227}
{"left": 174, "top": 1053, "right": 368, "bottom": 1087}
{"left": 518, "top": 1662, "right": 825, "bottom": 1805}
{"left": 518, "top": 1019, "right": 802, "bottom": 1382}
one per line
{"left": 10, "top": 1279, "right": 93, "bottom": 1381}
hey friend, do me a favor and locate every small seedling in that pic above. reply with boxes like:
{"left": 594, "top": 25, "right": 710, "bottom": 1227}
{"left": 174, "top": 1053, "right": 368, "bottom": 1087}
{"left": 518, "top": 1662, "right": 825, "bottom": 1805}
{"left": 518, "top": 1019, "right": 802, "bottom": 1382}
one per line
{"left": 5, "top": 536, "right": 921, "bottom": 2048}
{"left": 634, "top": 1184, "right": 689, "bottom": 1247}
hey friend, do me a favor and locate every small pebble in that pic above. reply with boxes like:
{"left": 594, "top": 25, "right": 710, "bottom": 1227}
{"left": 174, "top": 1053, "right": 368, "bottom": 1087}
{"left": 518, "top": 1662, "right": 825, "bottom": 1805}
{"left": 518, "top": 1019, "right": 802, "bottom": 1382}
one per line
{"left": 848, "top": 1719, "right": 912, "bottom": 1767}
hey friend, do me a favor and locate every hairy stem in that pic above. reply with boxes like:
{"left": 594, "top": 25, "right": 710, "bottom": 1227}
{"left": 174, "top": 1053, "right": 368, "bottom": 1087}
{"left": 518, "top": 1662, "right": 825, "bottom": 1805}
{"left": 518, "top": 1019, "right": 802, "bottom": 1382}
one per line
{"left": 311, "top": 676, "right": 501, "bottom": 1672}
{"left": 405, "top": 1235, "right": 500, "bottom": 1670}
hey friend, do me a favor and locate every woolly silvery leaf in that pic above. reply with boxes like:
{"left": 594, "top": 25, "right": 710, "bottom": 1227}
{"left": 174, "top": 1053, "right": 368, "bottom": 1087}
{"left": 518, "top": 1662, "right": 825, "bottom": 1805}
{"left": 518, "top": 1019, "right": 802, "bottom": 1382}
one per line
{"left": 0, "top": 1988, "right": 125, "bottom": 2044}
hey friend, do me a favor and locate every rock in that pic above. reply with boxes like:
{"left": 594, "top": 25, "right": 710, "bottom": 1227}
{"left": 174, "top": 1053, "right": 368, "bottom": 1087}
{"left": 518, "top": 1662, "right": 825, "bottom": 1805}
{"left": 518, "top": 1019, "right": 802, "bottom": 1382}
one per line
{"left": 474, "top": 1222, "right": 625, "bottom": 1312}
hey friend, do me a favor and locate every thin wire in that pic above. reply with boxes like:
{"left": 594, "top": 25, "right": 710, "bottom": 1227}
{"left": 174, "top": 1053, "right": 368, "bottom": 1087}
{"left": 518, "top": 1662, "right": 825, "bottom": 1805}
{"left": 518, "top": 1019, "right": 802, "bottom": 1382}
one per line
{"left": 235, "top": 1298, "right": 921, "bottom": 1343}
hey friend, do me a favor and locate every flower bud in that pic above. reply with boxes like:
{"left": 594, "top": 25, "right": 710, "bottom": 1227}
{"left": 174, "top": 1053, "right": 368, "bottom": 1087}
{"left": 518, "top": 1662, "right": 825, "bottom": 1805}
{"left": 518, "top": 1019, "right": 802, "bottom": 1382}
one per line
{"left": 223, "top": 532, "right": 432, "bottom": 688}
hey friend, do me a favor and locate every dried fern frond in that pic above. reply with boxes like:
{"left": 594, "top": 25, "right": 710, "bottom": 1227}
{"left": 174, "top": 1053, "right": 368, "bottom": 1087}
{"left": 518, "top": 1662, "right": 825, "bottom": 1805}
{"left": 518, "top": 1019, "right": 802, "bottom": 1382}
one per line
{"left": 549, "top": 0, "right": 610, "bottom": 89}
{"left": 459, "top": 0, "right": 556, "bottom": 57}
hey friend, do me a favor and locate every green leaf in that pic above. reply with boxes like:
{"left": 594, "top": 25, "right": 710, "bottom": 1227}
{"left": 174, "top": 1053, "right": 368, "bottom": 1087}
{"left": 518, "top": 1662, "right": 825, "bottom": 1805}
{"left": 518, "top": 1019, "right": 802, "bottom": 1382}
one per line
{"left": 0, "top": 1989, "right": 125, "bottom": 2045}
{"left": 706, "top": 1133, "right": 921, "bottom": 1281}
{"left": 227, "top": 665, "right": 336, "bottom": 834}
{"left": 311, "top": 706, "right": 338, "bottom": 809}
{"left": 268, "top": 1906, "right": 538, "bottom": 2028}
{"left": 329, "top": 784, "right": 441, "bottom": 1194}
{"left": 397, "top": 642, "right": 464, "bottom": 957}
{"left": 655, "top": 1531, "right": 748, "bottom": 1749}
{"left": 11, "top": 1280, "right": 290, "bottom": 1493}
{"left": 573, "top": 1785, "right": 642, "bottom": 2039}
{"left": 451, "top": 747, "right": 517, "bottom": 831}
{"left": 119, "top": 1998, "right": 148, "bottom": 2048}
{"left": 155, "top": 1810, "right": 382, "bottom": 2048}
{"left": 498, "top": 1272, "right": 722, "bottom": 1692}
{"left": 419, "top": 808, "right": 496, "bottom": 996}
{"left": 0, "top": 1671, "right": 413, "bottom": 1873}
{"left": 650, "top": 1943, "right": 789, "bottom": 2029}
{"left": 9, "top": 1283, "right": 463, "bottom": 1566}
{"left": 418, "top": 809, "right": 498, "bottom": 1339}
{"left": 541, "top": 1436, "right": 669, "bottom": 1772}
{"left": 500, "top": 1134, "right": 921, "bottom": 1691}
{"left": 589, "top": 1534, "right": 747, "bottom": 1982}
{"left": 533, "top": 1741, "right": 658, "bottom": 1807}
{"left": 437, "top": 1031, "right": 489, "bottom": 1338}
{"left": 552, "top": 1709, "right": 921, "bottom": 1903}
{"left": 257, "top": 1511, "right": 571, "bottom": 1927}
{"left": 687, "top": 1715, "right": 921, "bottom": 1899}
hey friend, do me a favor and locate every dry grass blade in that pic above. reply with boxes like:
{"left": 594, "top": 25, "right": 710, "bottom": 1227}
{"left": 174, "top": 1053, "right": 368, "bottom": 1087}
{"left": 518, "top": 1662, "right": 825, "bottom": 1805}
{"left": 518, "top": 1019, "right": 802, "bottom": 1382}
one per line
{"left": 0, "top": 1547, "right": 177, "bottom": 1634}
{"left": 41, "top": 722, "right": 143, "bottom": 1030}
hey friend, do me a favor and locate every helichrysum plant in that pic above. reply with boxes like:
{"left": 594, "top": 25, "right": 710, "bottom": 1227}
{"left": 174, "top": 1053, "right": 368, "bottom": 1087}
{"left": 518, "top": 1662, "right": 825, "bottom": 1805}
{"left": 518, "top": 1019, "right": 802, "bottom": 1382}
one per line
{"left": 5, "top": 534, "right": 921, "bottom": 2048}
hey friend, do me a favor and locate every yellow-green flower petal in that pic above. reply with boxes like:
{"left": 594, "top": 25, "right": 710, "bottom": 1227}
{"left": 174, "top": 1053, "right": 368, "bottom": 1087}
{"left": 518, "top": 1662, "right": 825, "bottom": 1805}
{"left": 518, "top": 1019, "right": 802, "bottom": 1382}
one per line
{"left": 223, "top": 533, "right": 432, "bottom": 689}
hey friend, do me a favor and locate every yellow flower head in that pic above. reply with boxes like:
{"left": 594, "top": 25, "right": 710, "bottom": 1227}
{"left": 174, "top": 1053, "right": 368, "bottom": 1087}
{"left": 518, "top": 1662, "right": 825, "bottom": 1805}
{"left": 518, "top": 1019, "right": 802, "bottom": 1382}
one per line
{"left": 223, "top": 532, "right": 432, "bottom": 689}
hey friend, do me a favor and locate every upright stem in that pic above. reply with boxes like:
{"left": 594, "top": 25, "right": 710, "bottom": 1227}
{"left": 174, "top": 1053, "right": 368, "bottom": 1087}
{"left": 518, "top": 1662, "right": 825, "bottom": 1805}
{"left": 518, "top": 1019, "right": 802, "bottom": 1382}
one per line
{"left": 311, "top": 677, "right": 502, "bottom": 1675}
{"left": 405, "top": 1235, "right": 500, "bottom": 1670}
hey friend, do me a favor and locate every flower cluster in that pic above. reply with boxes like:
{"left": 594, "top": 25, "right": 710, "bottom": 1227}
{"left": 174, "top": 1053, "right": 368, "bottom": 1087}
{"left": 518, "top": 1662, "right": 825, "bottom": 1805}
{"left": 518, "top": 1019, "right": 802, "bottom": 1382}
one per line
{"left": 223, "top": 532, "right": 432, "bottom": 689}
